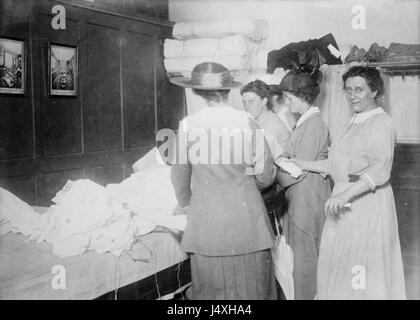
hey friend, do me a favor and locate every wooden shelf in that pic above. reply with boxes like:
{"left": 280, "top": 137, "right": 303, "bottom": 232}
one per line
{"left": 366, "top": 61, "right": 420, "bottom": 76}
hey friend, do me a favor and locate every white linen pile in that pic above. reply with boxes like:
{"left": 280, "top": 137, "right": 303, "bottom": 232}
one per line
{"left": 0, "top": 147, "right": 186, "bottom": 258}
{"left": 164, "top": 19, "right": 269, "bottom": 77}
{"left": 106, "top": 147, "right": 185, "bottom": 231}
{"left": 36, "top": 179, "right": 145, "bottom": 258}
{"left": 0, "top": 188, "right": 48, "bottom": 239}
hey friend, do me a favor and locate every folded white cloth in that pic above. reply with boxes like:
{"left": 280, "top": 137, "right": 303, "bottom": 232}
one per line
{"left": 275, "top": 158, "right": 303, "bottom": 178}
{"left": 0, "top": 187, "right": 47, "bottom": 239}
{"left": 132, "top": 146, "right": 168, "bottom": 172}
{"left": 172, "top": 19, "right": 268, "bottom": 42}
{"left": 164, "top": 34, "right": 257, "bottom": 58}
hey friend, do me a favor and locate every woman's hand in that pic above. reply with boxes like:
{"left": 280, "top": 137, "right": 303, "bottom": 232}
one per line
{"left": 173, "top": 204, "right": 189, "bottom": 215}
{"left": 325, "top": 192, "right": 350, "bottom": 220}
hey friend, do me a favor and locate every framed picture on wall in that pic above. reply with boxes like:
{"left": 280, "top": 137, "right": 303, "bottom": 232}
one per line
{"left": 49, "top": 43, "right": 78, "bottom": 96}
{"left": 0, "top": 36, "right": 25, "bottom": 95}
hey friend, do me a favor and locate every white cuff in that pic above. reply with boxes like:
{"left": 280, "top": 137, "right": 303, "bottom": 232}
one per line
{"left": 361, "top": 173, "right": 376, "bottom": 190}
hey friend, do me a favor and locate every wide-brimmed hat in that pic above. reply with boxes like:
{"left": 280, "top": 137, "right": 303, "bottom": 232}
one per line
{"left": 169, "top": 62, "right": 242, "bottom": 90}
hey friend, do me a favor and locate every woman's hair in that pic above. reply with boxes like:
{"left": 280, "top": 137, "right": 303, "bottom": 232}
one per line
{"left": 279, "top": 71, "right": 321, "bottom": 105}
{"left": 342, "top": 66, "right": 384, "bottom": 98}
{"left": 192, "top": 89, "right": 230, "bottom": 103}
{"left": 267, "top": 85, "right": 285, "bottom": 110}
{"left": 288, "top": 90, "right": 319, "bottom": 105}
{"left": 240, "top": 80, "right": 270, "bottom": 100}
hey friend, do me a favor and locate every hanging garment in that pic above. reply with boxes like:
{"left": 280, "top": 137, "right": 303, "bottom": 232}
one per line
{"left": 267, "top": 33, "right": 342, "bottom": 74}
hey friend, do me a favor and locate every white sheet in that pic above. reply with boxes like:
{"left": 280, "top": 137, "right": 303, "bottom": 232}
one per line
{"left": 172, "top": 19, "right": 268, "bottom": 42}
{"left": 0, "top": 230, "right": 188, "bottom": 300}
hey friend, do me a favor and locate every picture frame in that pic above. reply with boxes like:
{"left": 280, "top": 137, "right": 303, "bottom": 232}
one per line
{"left": 0, "top": 36, "right": 25, "bottom": 95}
{"left": 49, "top": 43, "right": 78, "bottom": 96}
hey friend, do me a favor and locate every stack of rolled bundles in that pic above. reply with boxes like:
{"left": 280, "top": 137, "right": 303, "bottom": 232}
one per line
{"left": 164, "top": 19, "right": 268, "bottom": 77}
{"left": 172, "top": 19, "right": 268, "bottom": 41}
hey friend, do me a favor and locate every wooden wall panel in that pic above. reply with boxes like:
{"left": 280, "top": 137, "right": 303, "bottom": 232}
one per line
{"left": 66, "top": 0, "right": 169, "bottom": 21}
{"left": 391, "top": 143, "right": 420, "bottom": 299}
{"left": 84, "top": 23, "right": 122, "bottom": 153}
{"left": 0, "top": 98, "right": 34, "bottom": 160}
{"left": 37, "top": 168, "right": 84, "bottom": 205}
{"left": 393, "top": 187, "right": 420, "bottom": 300}
{"left": 87, "top": 163, "right": 124, "bottom": 186}
{"left": 36, "top": 15, "right": 83, "bottom": 156}
{"left": 0, "top": 20, "right": 34, "bottom": 161}
{"left": 0, "top": 175, "right": 36, "bottom": 204}
{"left": 0, "top": 0, "right": 183, "bottom": 207}
{"left": 122, "top": 30, "right": 156, "bottom": 150}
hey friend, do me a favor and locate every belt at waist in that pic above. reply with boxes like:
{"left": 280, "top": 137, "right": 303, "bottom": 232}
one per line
{"left": 348, "top": 174, "right": 360, "bottom": 183}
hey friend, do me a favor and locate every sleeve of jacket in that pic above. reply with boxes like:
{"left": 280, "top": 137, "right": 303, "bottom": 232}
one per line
{"left": 170, "top": 123, "right": 192, "bottom": 208}
{"left": 171, "top": 162, "right": 192, "bottom": 207}
{"left": 248, "top": 117, "right": 276, "bottom": 190}
{"left": 277, "top": 117, "right": 329, "bottom": 188}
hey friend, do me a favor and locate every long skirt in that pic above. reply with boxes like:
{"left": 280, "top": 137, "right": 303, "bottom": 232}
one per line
{"left": 189, "top": 249, "right": 277, "bottom": 300}
{"left": 283, "top": 217, "right": 320, "bottom": 300}
{"left": 317, "top": 183, "right": 406, "bottom": 299}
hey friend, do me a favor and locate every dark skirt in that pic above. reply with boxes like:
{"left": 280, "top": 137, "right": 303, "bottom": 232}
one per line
{"left": 283, "top": 215, "right": 320, "bottom": 300}
{"left": 189, "top": 249, "right": 277, "bottom": 300}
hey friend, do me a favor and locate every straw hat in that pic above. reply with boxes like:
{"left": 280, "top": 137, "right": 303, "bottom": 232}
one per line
{"left": 169, "top": 62, "right": 242, "bottom": 90}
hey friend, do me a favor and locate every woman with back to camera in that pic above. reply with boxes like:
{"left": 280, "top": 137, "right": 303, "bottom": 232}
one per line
{"left": 169, "top": 62, "right": 277, "bottom": 300}
{"left": 276, "top": 70, "right": 331, "bottom": 300}
{"left": 291, "top": 66, "right": 406, "bottom": 299}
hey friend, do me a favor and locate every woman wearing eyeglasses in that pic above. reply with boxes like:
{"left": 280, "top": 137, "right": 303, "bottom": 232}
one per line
{"left": 291, "top": 66, "right": 406, "bottom": 299}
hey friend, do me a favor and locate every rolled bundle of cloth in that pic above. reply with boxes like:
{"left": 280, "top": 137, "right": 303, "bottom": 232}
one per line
{"left": 172, "top": 19, "right": 268, "bottom": 42}
{"left": 164, "top": 34, "right": 258, "bottom": 59}
{"left": 164, "top": 54, "right": 254, "bottom": 77}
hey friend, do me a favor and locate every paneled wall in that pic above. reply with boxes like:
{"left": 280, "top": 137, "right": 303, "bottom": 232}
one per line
{"left": 391, "top": 144, "right": 420, "bottom": 300}
{"left": 0, "top": 0, "right": 185, "bottom": 206}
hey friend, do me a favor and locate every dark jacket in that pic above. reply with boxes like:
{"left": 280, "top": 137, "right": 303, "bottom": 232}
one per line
{"left": 171, "top": 105, "right": 276, "bottom": 256}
